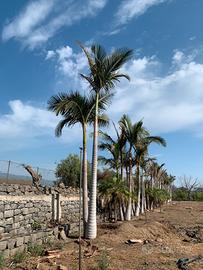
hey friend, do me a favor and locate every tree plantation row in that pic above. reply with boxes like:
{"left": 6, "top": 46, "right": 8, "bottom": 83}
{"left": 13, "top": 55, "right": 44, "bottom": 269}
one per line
{"left": 48, "top": 43, "right": 175, "bottom": 239}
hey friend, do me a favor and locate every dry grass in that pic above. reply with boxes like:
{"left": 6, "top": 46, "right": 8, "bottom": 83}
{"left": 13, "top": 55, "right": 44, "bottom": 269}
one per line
{"left": 5, "top": 201, "right": 203, "bottom": 269}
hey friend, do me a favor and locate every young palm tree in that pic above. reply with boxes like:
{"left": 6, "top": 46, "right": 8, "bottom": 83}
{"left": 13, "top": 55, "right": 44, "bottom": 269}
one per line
{"left": 47, "top": 91, "right": 110, "bottom": 237}
{"left": 119, "top": 115, "right": 144, "bottom": 220}
{"left": 98, "top": 177, "right": 130, "bottom": 222}
{"left": 79, "top": 43, "right": 133, "bottom": 239}
{"left": 135, "top": 136, "right": 166, "bottom": 216}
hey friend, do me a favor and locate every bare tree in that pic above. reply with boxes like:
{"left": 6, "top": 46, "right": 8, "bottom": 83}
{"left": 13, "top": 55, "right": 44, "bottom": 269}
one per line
{"left": 180, "top": 175, "right": 199, "bottom": 200}
{"left": 23, "top": 165, "right": 41, "bottom": 188}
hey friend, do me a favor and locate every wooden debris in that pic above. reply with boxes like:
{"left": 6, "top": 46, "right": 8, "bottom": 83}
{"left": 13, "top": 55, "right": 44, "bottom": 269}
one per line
{"left": 57, "top": 265, "right": 68, "bottom": 270}
{"left": 176, "top": 254, "right": 203, "bottom": 270}
{"left": 45, "top": 250, "right": 60, "bottom": 259}
{"left": 125, "top": 239, "right": 143, "bottom": 244}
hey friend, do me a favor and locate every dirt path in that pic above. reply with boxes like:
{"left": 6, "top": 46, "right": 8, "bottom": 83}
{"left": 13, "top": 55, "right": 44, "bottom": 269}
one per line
{"left": 8, "top": 201, "right": 203, "bottom": 269}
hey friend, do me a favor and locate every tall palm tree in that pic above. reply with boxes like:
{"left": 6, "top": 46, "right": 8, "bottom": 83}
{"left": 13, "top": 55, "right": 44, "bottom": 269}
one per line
{"left": 47, "top": 91, "right": 110, "bottom": 237}
{"left": 79, "top": 43, "right": 133, "bottom": 239}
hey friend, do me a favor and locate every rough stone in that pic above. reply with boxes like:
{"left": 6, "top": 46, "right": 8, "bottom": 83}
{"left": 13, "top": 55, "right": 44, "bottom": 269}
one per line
{"left": 7, "top": 239, "right": 16, "bottom": 249}
{"left": 0, "top": 241, "right": 7, "bottom": 251}
{"left": 16, "top": 236, "right": 24, "bottom": 247}
{"left": 4, "top": 210, "right": 14, "bottom": 218}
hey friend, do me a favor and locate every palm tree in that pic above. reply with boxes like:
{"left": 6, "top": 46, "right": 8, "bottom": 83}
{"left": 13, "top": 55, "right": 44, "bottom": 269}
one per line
{"left": 47, "top": 91, "right": 110, "bottom": 237}
{"left": 98, "top": 177, "right": 130, "bottom": 222}
{"left": 79, "top": 43, "right": 133, "bottom": 239}
{"left": 135, "top": 136, "right": 166, "bottom": 216}
{"left": 119, "top": 115, "right": 144, "bottom": 220}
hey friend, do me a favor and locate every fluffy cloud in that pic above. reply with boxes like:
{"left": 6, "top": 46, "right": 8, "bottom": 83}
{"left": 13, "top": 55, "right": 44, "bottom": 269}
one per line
{"left": 108, "top": 50, "right": 203, "bottom": 135}
{"left": 2, "top": 0, "right": 107, "bottom": 49}
{"left": 45, "top": 45, "right": 88, "bottom": 89}
{"left": 115, "top": 0, "right": 168, "bottom": 26}
{"left": 46, "top": 45, "right": 203, "bottom": 136}
{"left": 0, "top": 100, "right": 81, "bottom": 151}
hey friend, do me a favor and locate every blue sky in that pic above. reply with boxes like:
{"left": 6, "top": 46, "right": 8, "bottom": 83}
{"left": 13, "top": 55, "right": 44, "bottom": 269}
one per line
{"left": 1, "top": 0, "right": 203, "bottom": 184}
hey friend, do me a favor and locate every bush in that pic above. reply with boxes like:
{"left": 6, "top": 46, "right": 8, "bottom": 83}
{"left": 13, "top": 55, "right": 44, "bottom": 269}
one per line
{"left": 13, "top": 251, "right": 26, "bottom": 264}
{"left": 27, "top": 243, "right": 45, "bottom": 257}
{"left": 31, "top": 220, "right": 42, "bottom": 230}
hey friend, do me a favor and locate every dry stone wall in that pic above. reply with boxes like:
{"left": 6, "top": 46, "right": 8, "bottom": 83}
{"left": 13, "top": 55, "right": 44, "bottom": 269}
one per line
{"left": 0, "top": 183, "right": 80, "bottom": 258}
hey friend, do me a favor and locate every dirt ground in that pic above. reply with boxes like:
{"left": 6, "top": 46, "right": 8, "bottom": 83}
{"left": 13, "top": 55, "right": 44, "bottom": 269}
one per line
{"left": 7, "top": 201, "right": 203, "bottom": 270}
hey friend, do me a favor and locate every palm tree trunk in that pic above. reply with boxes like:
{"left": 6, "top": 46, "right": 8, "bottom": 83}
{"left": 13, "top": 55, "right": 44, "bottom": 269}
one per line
{"left": 136, "top": 161, "right": 141, "bottom": 217}
{"left": 141, "top": 169, "right": 145, "bottom": 214}
{"left": 82, "top": 124, "right": 88, "bottom": 238}
{"left": 125, "top": 155, "right": 132, "bottom": 221}
{"left": 120, "top": 151, "right": 124, "bottom": 181}
{"left": 87, "top": 93, "right": 99, "bottom": 239}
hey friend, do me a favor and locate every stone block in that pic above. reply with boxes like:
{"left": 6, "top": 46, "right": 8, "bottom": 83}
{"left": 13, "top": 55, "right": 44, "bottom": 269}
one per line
{"left": 22, "top": 208, "right": 29, "bottom": 215}
{"left": 24, "top": 235, "right": 31, "bottom": 244}
{"left": 5, "top": 217, "right": 13, "bottom": 225}
{"left": 10, "top": 203, "right": 18, "bottom": 210}
{"left": 16, "top": 236, "right": 24, "bottom": 247}
{"left": 27, "top": 203, "right": 33, "bottom": 208}
{"left": 14, "top": 215, "right": 24, "bottom": 223}
{"left": 4, "top": 210, "right": 14, "bottom": 218}
{"left": 14, "top": 209, "right": 21, "bottom": 215}
{"left": 7, "top": 239, "right": 16, "bottom": 249}
{"left": 0, "top": 240, "right": 7, "bottom": 251}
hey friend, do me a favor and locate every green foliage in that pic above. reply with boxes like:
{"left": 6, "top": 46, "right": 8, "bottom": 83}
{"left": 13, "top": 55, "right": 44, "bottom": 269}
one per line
{"left": 172, "top": 188, "right": 188, "bottom": 201}
{"left": 0, "top": 253, "right": 5, "bottom": 269}
{"left": 13, "top": 251, "right": 26, "bottom": 264}
{"left": 97, "top": 251, "right": 109, "bottom": 270}
{"left": 27, "top": 243, "right": 45, "bottom": 257}
{"left": 31, "top": 220, "right": 42, "bottom": 230}
{"left": 173, "top": 187, "right": 203, "bottom": 201}
{"left": 55, "top": 154, "right": 91, "bottom": 187}
{"left": 147, "top": 188, "right": 170, "bottom": 205}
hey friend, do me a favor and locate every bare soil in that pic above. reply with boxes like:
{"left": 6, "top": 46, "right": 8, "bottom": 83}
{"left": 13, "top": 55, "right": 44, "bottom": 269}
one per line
{"left": 7, "top": 201, "right": 203, "bottom": 270}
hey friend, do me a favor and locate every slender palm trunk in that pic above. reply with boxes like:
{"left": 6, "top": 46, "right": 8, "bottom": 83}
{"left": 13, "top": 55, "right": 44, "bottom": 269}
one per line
{"left": 136, "top": 161, "right": 141, "bottom": 217}
{"left": 120, "top": 151, "right": 123, "bottom": 181}
{"left": 82, "top": 124, "right": 88, "bottom": 238}
{"left": 141, "top": 169, "right": 145, "bottom": 214}
{"left": 87, "top": 93, "right": 99, "bottom": 239}
{"left": 125, "top": 155, "right": 132, "bottom": 221}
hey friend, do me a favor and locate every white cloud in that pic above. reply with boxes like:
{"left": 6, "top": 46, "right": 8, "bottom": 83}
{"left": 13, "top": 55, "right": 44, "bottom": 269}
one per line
{"left": 115, "top": 0, "right": 168, "bottom": 26}
{"left": 2, "top": 0, "right": 107, "bottom": 49}
{"left": 45, "top": 50, "right": 56, "bottom": 60}
{"left": 2, "top": 0, "right": 55, "bottom": 41}
{"left": 45, "top": 45, "right": 88, "bottom": 88}
{"left": 0, "top": 100, "right": 81, "bottom": 151}
{"left": 108, "top": 50, "right": 203, "bottom": 135}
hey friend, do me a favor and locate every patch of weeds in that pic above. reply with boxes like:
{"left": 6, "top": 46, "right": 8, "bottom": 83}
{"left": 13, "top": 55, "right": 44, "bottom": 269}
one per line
{"left": 53, "top": 241, "right": 64, "bottom": 250}
{"left": 0, "top": 253, "right": 5, "bottom": 269}
{"left": 31, "top": 220, "right": 42, "bottom": 230}
{"left": 42, "top": 237, "right": 53, "bottom": 248}
{"left": 13, "top": 251, "right": 26, "bottom": 264}
{"left": 97, "top": 251, "right": 109, "bottom": 270}
{"left": 27, "top": 242, "right": 45, "bottom": 257}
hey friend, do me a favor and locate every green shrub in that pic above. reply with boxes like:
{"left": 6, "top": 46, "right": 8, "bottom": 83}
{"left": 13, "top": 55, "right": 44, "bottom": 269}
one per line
{"left": 0, "top": 253, "right": 5, "bottom": 269}
{"left": 98, "top": 251, "right": 109, "bottom": 270}
{"left": 13, "top": 251, "right": 26, "bottom": 264}
{"left": 27, "top": 243, "right": 45, "bottom": 256}
{"left": 31, "top": 220, "right": 42, "bottom": 230}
